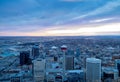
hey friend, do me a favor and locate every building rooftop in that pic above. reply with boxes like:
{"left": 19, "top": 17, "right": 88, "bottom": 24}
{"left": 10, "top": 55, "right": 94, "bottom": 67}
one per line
{"left": 102, "top": 67, "right": 118, "bottom": 74}
{"left": 86, "top": 58, "right": 101, "bottom": 63}
{"left": 67, "top": 70, "right": 84, "bottom": 74}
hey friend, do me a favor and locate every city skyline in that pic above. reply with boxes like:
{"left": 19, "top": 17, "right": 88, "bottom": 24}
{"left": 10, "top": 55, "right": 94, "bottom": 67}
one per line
{"left": 0, "top": 0, "right": 120, "bottom": 36}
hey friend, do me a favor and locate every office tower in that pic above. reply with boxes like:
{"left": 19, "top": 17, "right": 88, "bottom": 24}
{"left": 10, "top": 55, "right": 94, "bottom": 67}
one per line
{"left": 67, "top": 50, "right": 74, "bottom": 55}
{"left": 39, "top": 44, "right": 45, "bottom": 58}
{"left": 86, "top": 58, "right": 101, "bottom": 82}
{"left": 32, "top": 45, "right": 40, "bottom": 58}
{"left": 20, "top": 51, "right": 31, "bottom": 66}
{"left": 65, "top": 56, "right": 74, "bottom": 70}
{"left": 33, "top": 58, "right": 45, "bottom": 82}
{"left": 102, "top": 67, "right": 118, "bottom": 81}
{"left": 115, "top": 59, "right": 120, "bottom": 76}
{"left": 75, "top": 48, "right": 81, "bottom": 57}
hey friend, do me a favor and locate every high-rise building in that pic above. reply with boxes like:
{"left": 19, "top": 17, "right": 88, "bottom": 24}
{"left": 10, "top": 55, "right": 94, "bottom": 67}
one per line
{"left": 86, "top": 58, "right": 101, "bottom": 82}
{"left": 75, "top": 48, "right": 81, "bottom": 57}
{"left": 65, "top": 56, "right": 74, "bottom": 70}
{"left": 67, "top": 50, "right": 74, "bottom": 56}
{"left": 102, "top": 67, "right": 118, "bottom": 81}
{"left": 115, "top": 59, "right": 120, "bottom": 77}
{"left": 20, "top": 51, "right": 31, "bottom": 66}
{"left": 32, "top": 45, "right": 40, "bottom": 58}
{"left": 33, "top": 58, "right": 46, "bottom": 82}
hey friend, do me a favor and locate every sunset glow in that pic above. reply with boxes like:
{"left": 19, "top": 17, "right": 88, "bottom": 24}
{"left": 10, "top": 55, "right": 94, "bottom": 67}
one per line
{"left": 0, "top": 0, "right": 120, "bottom": 36}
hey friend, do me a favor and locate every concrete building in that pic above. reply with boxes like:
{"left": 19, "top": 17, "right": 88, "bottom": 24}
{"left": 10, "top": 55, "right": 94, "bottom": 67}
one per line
{"left": 67, "top": 69, "right": 85, "bottom": 82}
{"left": 33, "top": 58, "right": 45, "bottom": 82}
{"left": 46, "top": 74, "right": 55, "bottom": 82}
{"left": 102, "top": 67, "right": 119, "bottom": 81}
{"left": 86, "top": 58, "right": 101, "bottom": 82}
{"left": 115, "top": 59, "right": 120, "bottom": 77}
{"left": 65, "top": 56, "right": 74, "bottom": 70}
{"left": 32, "top": 45, "right": 40, "bottom": 58}
{"left": 20, "top": 51, "right": 31, "bottom": 66}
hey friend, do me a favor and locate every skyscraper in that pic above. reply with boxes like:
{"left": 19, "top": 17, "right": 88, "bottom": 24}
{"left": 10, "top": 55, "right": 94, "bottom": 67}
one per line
{"left": 33, "top": 58, "right": 46, "bottom": 82}
{"left": 115, "top": 59, "right": 120, "bottom": 77}
{"left": 32, "top": 45, "right": 40, "bottom": 58}
{"left": 65, "top": 56, "right": 74, "bottom": 70}
{"left": 20, "top": 51, "right": 31, "bottom": 66}
{"left": 86, "top": 58, "right": 101, "bottom": 82}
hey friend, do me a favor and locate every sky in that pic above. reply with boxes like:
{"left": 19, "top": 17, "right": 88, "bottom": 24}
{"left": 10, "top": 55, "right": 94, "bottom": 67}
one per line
{"left": 0, "top": 0, "right": 120, "bottom": 36}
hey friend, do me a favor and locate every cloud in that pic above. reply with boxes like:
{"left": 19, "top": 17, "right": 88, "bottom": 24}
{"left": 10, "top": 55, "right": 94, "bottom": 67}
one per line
{"left": 0, "top": 22, "right": 120, "bottom": 36}
{"left": 0, "top": 0, "right": 120, "bottom": 36}
{"left": 46, "top": 23, "right": 120, "bottom": 36}
{"left": 89, "top": 17, "right": 116, "bottom": 23}
{"left": 72, "top": 0, "right": 120, "bottom": 20}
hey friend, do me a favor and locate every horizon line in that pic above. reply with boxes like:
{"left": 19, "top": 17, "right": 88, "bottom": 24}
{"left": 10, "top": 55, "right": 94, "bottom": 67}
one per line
{"left": 0, "top": 35, "right": 120, "bottom": 37}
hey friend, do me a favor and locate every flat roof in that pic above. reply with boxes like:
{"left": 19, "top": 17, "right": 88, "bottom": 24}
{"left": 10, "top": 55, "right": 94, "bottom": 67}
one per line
{"left": 86, "top": 58, "right": 101, "bottom": 63}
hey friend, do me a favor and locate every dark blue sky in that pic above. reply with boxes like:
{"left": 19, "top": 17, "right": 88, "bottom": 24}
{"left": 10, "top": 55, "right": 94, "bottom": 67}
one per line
{"left": 0, "top": 0, "right": 120, "bottom": 36}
